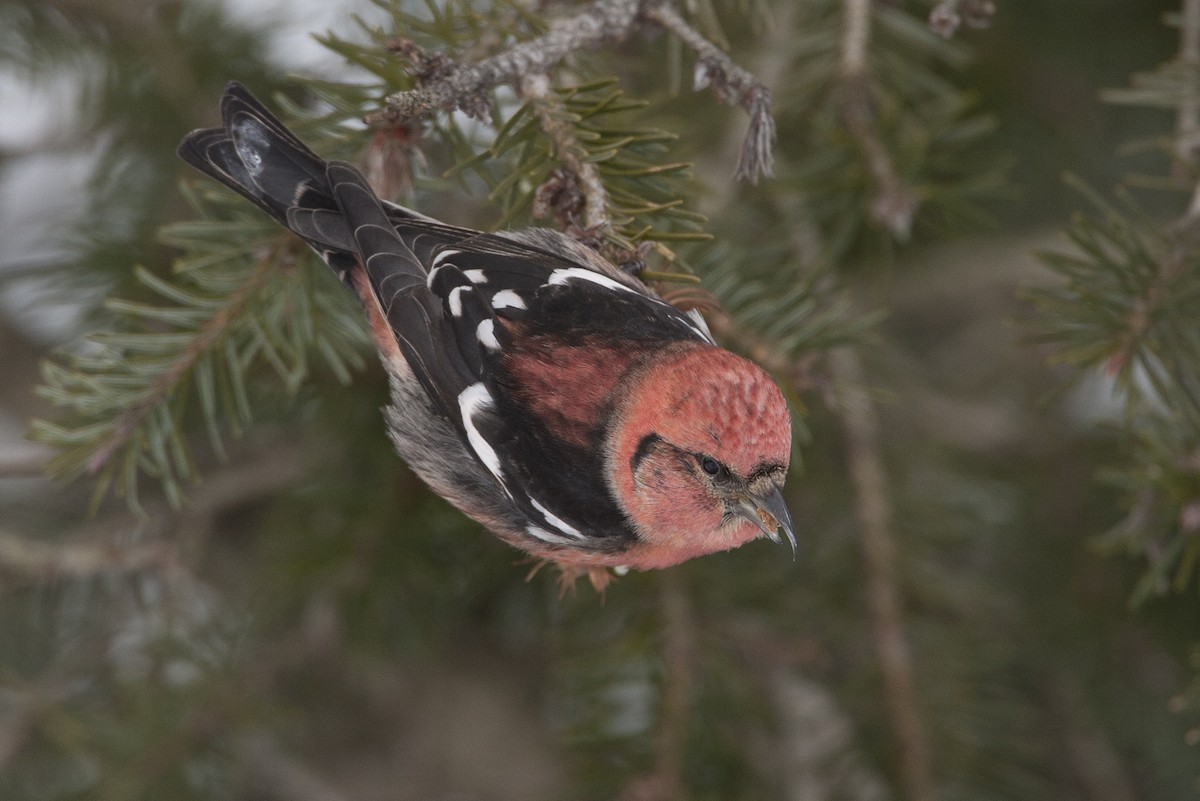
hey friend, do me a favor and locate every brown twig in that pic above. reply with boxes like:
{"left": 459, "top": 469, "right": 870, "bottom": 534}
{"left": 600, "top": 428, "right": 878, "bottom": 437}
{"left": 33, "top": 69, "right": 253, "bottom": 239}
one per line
{"left": 830, "top": 346, "right": 937, "bottom": 801}
{"left": 619, "top": 570, "right": 695, "bottom": 801}
{"left": 520, "top": 73, "right": 611, "bottom": 229}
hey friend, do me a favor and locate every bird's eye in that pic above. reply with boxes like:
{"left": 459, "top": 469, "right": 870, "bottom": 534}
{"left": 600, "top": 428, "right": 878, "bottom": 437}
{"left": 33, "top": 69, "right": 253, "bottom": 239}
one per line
{"left": 700, "top": 456, "right": 721, "bottom": 476}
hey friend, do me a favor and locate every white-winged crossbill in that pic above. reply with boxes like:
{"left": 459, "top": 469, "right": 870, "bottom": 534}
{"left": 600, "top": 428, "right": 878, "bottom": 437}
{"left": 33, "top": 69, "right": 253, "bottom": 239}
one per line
{"left": 178, "top": 83, "right": 795, "bottom": 588}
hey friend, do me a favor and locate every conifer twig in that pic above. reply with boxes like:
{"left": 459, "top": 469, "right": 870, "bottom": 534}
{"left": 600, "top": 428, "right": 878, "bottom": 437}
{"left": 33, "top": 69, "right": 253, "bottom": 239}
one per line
{"left": 85, "top": 244, "right": 289, "bottom": 476}
{"left": 839, "top": 0, "right": 920, "bottom": 238}
{"left": 642, "top": 3, "right": 776, "bottom": 182}
{"left": 520, "top": 73, "right": 611, "bottom": 229}
{"left": 368, "top": 0, "right": 775, "bottom": 183}
{"left": 369, "top": 0, "right": 643, "bottom": 124}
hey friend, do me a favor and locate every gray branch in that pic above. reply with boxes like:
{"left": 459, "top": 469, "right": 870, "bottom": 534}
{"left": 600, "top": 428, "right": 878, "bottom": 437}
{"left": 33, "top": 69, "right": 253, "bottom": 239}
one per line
{"left": 643, "top": 3, "right": 776, "bottom": 182}
{"left": 371, "top": 0, "right": 642, "bottom": 124}
{"left": 370, "top": 0, "right": 775, "bottom": 183}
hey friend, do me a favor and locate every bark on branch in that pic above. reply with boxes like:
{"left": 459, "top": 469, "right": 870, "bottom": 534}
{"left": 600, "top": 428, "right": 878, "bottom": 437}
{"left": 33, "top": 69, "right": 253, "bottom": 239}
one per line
{"left": 369, "top": 0, "right": 775, "bottom": 183}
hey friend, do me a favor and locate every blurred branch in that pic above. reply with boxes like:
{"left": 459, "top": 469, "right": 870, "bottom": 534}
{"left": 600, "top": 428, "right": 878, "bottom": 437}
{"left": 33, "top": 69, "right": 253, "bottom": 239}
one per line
{"left": 1179, "top": 0, "right": 1200, "bottom": 216}
{"left": 619, "top": 570, "right": 695, "bottom": 801}
{"left": 0, "top": 441, "right": 310, "bottom": 583}
{"left": 0, "top": 445, "right": 52, "bottom": 479}
{"left": 831, "top": 346, "right": 937, "bottom": 801}
{"left": 0, "top": 528, "right": 174, "bottom": 580}
{"left": 655, "top": 571, "right": 694, "bottom": 799}
{"left": 838, "top": 0, "right": 920, "bottom": 239}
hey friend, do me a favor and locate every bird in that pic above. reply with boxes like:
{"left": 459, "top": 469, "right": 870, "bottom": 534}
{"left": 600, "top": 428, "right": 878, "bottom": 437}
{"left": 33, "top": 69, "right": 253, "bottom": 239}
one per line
{"left": 177, "top": 82, "right": 794, "bottom": 590}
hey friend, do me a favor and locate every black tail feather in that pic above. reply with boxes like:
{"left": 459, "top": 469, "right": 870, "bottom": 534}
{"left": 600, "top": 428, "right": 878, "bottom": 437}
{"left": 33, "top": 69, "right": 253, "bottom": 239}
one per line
{"left": 177, "top": 81, "right": 331, "bottom": 222}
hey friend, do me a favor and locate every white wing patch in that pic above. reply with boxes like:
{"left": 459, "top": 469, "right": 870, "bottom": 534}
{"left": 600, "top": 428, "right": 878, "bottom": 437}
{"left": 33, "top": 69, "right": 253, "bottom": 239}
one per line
{"left": 458, "top": 383, "right": 508, "bottom": 491}
{"left": 548, "top": 267, "right": 639, "bottom": 295}
{"left": 491, "top": 289, "right": 526, "bottom": 310}
{"left": 684, "top": 308, "right": 715, "bottom": 343}
{"left": 476, "top": 318, "right": 500, "bottom": 350}
{"left": 463, "top": 269, "right": 488, "bottom": 284}
{"left": 530, "top": 497, "right": 584, "bottom": 540}
{"left": 447, "top": 285, "right": 468, "bottom": 317}
{"left": 432, "top": 249, "right": 462, "bottom": 267}
{"left": 525, "top": 524, "right": 578, "bottom": 546}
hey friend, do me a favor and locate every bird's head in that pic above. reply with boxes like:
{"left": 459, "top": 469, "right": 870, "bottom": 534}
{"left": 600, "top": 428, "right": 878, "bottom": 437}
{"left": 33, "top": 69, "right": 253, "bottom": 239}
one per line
{"left": 607, "top": 344, "right": 794, "bottom": 569}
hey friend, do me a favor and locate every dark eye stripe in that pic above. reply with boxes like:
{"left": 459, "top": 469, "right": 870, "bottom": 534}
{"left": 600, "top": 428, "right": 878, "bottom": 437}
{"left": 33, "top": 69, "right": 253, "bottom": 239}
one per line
{"left": 630, "top": 433, "right": 663, "bottom": 472}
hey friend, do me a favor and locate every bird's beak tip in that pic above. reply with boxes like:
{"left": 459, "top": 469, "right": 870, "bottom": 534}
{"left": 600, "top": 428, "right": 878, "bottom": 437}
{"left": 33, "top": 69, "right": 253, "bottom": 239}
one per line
{"left": 738, "top": 487, "right": 797, "bottom": 560}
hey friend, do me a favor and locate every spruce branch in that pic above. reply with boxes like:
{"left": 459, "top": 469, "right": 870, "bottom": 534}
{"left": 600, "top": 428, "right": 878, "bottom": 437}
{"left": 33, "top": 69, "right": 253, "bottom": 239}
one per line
{"left": 367, "top": 0, "right": 775, "bottom": 183}
{"left": 82, "top": 245, "right": 280, "bottom": 480}
{"left": 520, "top": 72, "right": 612, "bottom": 229}
{"left": 369, "top": 0, "right": 641, "bottom": 123}
{"left": 642, "top": 3, "right": 776, "bottom": 182}
{"left": 1033, "top": 182, "right": 1200, "bottom": 599}
{"left": 454, "top": 79, "right": 708, "bottom": 250}
{"left": 1033, "top": 5, "right": 1200, "bottom": 603}
{"left": 31, "top": 190, "right": 369, "bottom": 511}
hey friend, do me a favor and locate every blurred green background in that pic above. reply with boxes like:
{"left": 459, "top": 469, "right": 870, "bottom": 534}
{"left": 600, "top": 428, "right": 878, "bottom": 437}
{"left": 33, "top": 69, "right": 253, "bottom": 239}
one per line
{"left": 1, "top": 1, "right": 1198, "bottom": 800}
